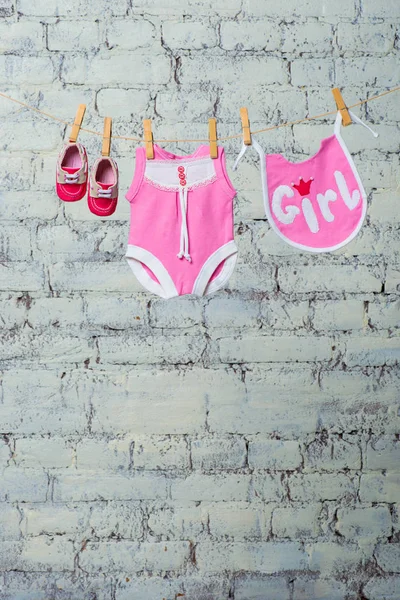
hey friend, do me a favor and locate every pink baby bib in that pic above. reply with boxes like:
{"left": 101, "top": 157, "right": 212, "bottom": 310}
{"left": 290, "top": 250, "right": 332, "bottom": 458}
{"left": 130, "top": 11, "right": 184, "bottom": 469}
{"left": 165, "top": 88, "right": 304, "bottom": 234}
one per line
{"left": 234, "top": 111, "right": 378, "bottom": 253}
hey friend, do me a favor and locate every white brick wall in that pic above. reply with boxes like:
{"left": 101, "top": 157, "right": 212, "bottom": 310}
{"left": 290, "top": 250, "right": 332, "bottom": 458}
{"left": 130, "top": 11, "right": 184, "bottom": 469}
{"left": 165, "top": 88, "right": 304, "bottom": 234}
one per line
{"left": 0, "top": 0, "right": 399, "bottom": 596}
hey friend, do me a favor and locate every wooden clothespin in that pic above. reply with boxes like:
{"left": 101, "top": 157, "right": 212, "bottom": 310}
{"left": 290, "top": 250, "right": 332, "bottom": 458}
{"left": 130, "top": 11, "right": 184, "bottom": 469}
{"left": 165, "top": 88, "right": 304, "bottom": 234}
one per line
{"left": 332, "top": 88, "right": 352, "bottom": 127}
{"left": 240, "top": 107, "right": 251, "bottom": 145}
{"left": 101, "top": 117, "right": 112, "bottom": 157}
{"left": 69, "top": 104, "right": 86, "bottom": 143}
{"left": 209, "top": 118, "right": 218, "bottom": 159}
{"left": 143, "top": 119, "right": 154, "bottom": 159}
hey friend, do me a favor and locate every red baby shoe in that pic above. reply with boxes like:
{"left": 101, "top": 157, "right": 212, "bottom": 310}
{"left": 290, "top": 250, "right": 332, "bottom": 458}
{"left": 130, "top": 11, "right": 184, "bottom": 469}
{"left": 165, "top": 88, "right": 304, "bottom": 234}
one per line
{"left": 87, "top": 156, "right": 119, "bottom": 217}
{"left": 56, "top": 142, "right": 88, "bottom": 202}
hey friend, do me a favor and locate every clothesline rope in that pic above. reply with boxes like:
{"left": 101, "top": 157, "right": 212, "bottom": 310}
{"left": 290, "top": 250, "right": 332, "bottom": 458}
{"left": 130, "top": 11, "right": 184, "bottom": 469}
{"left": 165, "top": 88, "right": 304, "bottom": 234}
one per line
{"left": 0, "top": 85, "right": 399, "bottom": 144}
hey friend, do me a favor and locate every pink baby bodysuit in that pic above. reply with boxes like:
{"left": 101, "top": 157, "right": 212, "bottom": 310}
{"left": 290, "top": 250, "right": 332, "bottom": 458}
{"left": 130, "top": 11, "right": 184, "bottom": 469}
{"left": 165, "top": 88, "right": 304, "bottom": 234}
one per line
{"left": 125, "top": 144, "right": 238, "bottom": 298}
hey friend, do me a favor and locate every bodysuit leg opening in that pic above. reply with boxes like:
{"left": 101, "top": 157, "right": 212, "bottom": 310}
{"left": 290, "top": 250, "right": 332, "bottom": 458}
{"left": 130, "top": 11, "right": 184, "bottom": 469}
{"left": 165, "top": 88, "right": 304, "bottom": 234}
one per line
{"left": 125, "top": 245, "right": 178, "bottom": 299}
{"left": 192, "top": 240, "right": 238, "bottom": 296}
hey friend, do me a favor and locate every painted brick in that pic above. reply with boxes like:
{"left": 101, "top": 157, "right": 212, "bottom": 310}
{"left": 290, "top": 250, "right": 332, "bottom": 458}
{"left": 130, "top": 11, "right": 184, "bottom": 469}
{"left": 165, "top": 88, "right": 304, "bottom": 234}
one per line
{"left": 336, "top": 56, "right": 400, "bottom": 87}
{"left": 89, "top": 369, "right": 210, "bottom": 435}
{"left": 84, "top": 294, "right": 146, "bottom": 329}
{"left": 248, "top": 438, "right": 302, "bottom": 470}
{"left": 364, "top": 577, "right": 400, "bottom": 600}
{"left": 149, "top": 296, "right": 203, "bottom": 328}
{"left": 179, "top": 55, "right": 288, "bottom": 86}
{"left": 235, "top": 575, "right": 290, "bottom": 600}
{"left": 0, "top": 505, "right": 21, "bottom": 540}
{"left": 115, "top": 576, "right": 179, "bottom": 600}
{"left": 0, "top": 21, "right": 43, "bottom": 53}
{"left": 242, "top": 0, "right": 355, "bottom": 17}
{"left": 362, "top": 0, "right": 400, "bottom": 18}
{"left": 336, "top": 507, "right": 392, "bottom": 542}
{"left": 0, "top": 538, "right": 74, "bottom": 572}
{"left": 147, "top": 504, "right": 205, "bottom": 539}
{"left": 272, "top": 505, "right": 322, "bottom": 539}
{"left": 219, "top": 335, "right": 333, "bottom": 363}
{"left": 170, "top": 473, "right": 252, "bottom": 502}
{"left": 393, "top": 505, "right": 400, "bottom": 536}
{"left": 227, "top": 261, "right": 275, "bottom": 293}
{"left": 15, "top": 438, "right": 73, "bottom": 468}
{"left": 47, "top": 21, "right": 101, "bottom": 51}
{"left": 220, "top": 87, "right": 307, "bottom": 128}
{"left": 337, "top": 23, "right": 395, "bottom": 54}
{"left": 1, "top": 469, "right": 48, "bottom": 502}
{"left": 28, "top": 297, "right": 84, "bottom": 329}
{"left": 282, "top": 23, "right": 333, "bottom": 55}
{"left": 360, "top": 474, "right": 400, "bottom": 503}
{"left": 191, "top": 436, "right": 246, "bottom": 469}
{"left": 76, "top": 438, "right": 130, "bottom": 471}
{"left": 162, "top": 20, "right": 217, "bottom": 49}
{"left": 305, "top": 434, "right": 361, "bottom": 471}
{"left": 375, "top": 544, "right": 400, "bottom": 573}
{"left": 288, "top": 473, "right": 356, "bottom": 502}
{"left": 208, "top": 503, "right": 270, "bottom": 540}
{"left": 251, "top": 474, "right": 286, "bottom": 501}
{"left": 17, "top": 0, "right": 128, "bottom": 16}
{"left": 262, "top": 300, "right": 309, "bottom": 330}
{"left": 279, "top": 265, "right": 382, "bottom": 293}
{"left": 345, "top": 336, "right": 400, "bottom": 366}
{"left": 22, "top": 504, "right": 88, "bottom": 537}
{"left": 79, "top": 541, "right": 190, "bottom": 572}
{"left": 2, "top": 120, "right": 61, "bottom": 152}
{"left": 306, "top": 542, "right": 366, "bottom": 575}
{"left": 293, "top": 577, "right": 347, "bottom": 600}
{"left": 386, "top": 268, "right": 400, "bottom": 294}
{"left": 220, "top": 20, "right": 281, "bottom": 51}
{"left": 0, "top": 56, "right": 54, "bottom": 84}
{"left": 96, "top": 88, "right": 150, "bottom": 118}
{"left": 205, "top": 296, "right": 260, "bottom": 329}
{"left": 0, "top": 369, "right": 86, "bottom": 435}
{"left": 106, "top": 19, "right": 156, "bottom": 50}
{"left": 312, "top": 300, "right": 364, "bottom": 331}
{"left": 88, "top": 503, "right": 143, "bottom": 539}
{"left": 36, "top": 224, "right": 104, "bottom": 260}
{"left": 0, "top": 191, "right": 58, "bottom": 220}
{"left": 366, "top": 436, "right": 400, "bottom": 470}
{"left": 155, "top": 86, "right": 216, "bottom": 121}
{"left": 0, "top": 439, "right": 11, "bottom": 468}
{"left": 291, "top": 59, "right": 334, "bottom": 87}
{"left": 49, "top": 262, "right": 144, "bottom": 292}
{"left": 62, "top": 53, "right": 171, "bottom": 85}
{"left": 130, "top": 0, "right": 241, "bottom": 15}
{"left": 132, "top": 436, "right": 190, "bottom": 470}
{"left": 0, "top": 262, "right": 44, "bottom": 292}
{"left": 368, "top": 301, "right": 400, "bottom": 329}
{"left": 53, "top": 473, "right": 168, "bottom": 502}
{"left": 0, "top": 0, "right": 13, "bottom": 16}
{"left": 196, "top": 541, "right": 308, "bottom": 573}
{"left": 178, "top": 576, "right": 231, "bottom": 600}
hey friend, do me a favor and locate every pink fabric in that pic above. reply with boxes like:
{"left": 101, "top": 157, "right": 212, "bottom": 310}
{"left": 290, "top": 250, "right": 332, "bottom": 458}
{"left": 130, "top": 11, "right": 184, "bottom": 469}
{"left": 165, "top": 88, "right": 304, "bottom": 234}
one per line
{"left": 265, "top": 134, "right": 366, "bottom": 251}
{"left": 125, "top": 144, "right": 236, "bottom": 296}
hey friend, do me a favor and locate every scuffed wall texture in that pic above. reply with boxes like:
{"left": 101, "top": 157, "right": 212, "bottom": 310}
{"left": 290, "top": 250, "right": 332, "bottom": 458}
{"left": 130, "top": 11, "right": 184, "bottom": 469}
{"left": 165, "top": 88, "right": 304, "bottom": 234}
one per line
{"left": 0, "top": 0, "right": 400, "bottom": 598}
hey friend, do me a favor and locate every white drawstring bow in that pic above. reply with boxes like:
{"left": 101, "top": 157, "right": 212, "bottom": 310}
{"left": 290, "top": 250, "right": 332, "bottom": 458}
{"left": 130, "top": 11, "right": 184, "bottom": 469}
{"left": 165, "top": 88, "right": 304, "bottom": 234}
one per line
{"left": 177, "top": 185, "right": 191, "bottom": 262}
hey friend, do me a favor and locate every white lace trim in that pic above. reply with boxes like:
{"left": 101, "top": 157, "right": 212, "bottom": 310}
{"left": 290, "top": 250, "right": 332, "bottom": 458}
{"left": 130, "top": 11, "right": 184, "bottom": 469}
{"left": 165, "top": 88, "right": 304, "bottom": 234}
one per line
{"left": 143, "top": 174, "right": 218, "bottom": 192}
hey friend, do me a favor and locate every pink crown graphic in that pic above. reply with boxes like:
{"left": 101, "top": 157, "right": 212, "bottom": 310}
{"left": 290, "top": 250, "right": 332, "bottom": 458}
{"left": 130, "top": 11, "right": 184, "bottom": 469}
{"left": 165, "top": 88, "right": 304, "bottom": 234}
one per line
{"left": 291, "top": 176, "right": 314, "bottom": 196}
